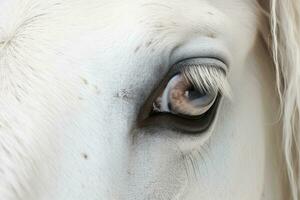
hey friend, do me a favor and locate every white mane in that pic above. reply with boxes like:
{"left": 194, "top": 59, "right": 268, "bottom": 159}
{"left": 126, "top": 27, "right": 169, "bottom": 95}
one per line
{"left": 267, "top": 0, "right": 300, "bottom": 199}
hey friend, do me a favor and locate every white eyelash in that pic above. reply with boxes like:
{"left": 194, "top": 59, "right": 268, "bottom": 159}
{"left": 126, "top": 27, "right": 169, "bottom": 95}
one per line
{"left": 181, "top": 64, "right": 231, "bottom": 98}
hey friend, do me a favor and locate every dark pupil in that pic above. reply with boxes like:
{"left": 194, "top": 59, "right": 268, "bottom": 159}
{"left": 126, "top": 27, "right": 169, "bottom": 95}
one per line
{"left": 187, "top": 86, "right": 207, "bottom": 100}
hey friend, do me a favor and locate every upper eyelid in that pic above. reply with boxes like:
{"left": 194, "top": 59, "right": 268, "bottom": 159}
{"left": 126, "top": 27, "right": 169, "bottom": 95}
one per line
{"left": 169, "top": 37, "right": 232, "bottom": 69}
{"left": 176, "top": 57, "right": 228, "bottom": 73}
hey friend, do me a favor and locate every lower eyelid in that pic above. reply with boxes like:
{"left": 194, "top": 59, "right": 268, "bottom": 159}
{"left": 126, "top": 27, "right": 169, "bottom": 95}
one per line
{"left": 138, "top": 94, "right": 222, "bottom": 134}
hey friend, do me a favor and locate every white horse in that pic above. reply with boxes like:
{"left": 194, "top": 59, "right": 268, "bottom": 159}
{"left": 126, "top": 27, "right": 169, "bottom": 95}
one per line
{"left": 0, "top": 0, "right": 299, "bottom": 199}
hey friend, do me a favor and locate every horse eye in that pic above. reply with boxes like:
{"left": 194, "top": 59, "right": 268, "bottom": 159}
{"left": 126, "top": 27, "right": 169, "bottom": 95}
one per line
{"left": 153, "top": 74, "right": 217, "bottom": 118}
{"left": 138, "top": 57, "right": 228, "bottom": 134}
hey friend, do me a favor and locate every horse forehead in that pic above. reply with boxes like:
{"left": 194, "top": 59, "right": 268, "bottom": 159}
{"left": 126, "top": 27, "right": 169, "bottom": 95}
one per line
{"left": 97, "top": 0, "right": 256, "bottom": 37}
{"left": 0, "top": 0, "right": 256, "bottom": 44}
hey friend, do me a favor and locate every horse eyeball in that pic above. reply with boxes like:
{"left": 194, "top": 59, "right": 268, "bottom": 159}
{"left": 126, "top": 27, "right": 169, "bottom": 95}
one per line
{"left": 153, "top": 74, "right": 217, "bottom": 117}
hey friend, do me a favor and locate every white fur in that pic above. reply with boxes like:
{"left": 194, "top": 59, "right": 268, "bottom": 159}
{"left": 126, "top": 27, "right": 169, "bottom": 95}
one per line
{"left": 0, "top": 0, "right": 294, "bottom": 199}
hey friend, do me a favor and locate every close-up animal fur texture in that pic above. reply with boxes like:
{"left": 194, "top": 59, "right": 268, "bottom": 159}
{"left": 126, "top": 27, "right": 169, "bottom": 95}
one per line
{"left": 0, "top": 0, "right": 300, "bottom": 199}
